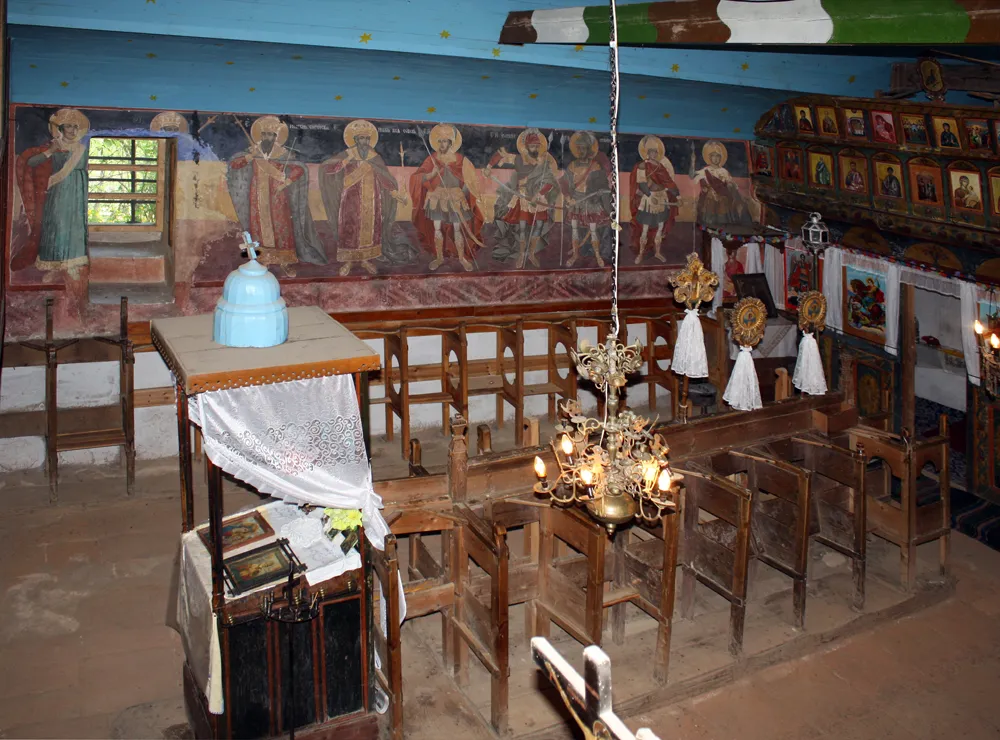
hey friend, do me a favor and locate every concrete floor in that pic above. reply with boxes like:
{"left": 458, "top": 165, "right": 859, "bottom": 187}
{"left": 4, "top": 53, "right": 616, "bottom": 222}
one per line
{"left": 0, "top": 457, "right": 999, "bottom": 740}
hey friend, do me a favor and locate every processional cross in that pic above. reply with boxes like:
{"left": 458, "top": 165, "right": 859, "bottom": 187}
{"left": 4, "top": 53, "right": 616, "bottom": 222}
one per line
{"left": 531, "top": 637, "right": 662, "bottom": 740}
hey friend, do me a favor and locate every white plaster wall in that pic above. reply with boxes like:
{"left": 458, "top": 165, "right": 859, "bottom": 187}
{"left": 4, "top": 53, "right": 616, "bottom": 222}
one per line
{"left": 0, "top": 323, "right": 668, "bottom": 472}
{"left": 0, "top": 351, "right": 179, "bottom": 471}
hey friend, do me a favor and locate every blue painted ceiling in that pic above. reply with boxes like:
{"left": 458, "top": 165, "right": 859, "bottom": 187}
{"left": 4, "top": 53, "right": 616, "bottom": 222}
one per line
{"left": 7, "top": 0, "right": 989, "bottom": 139}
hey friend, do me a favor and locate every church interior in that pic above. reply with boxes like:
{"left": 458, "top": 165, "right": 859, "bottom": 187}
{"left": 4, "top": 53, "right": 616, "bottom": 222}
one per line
{"left": 2, "top": 1, "right": 1000, "bottom": 739}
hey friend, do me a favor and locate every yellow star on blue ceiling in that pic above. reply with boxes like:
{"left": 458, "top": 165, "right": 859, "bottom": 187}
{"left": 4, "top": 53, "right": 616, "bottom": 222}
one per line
{"left": 360, "top": 33, "right": 373, "bottom": 44}
{"left": 671, "top": 64, "right": 680, "bottom": 73}
{"left": 492, "top": 48, "right": 501, "bottom": 57}
{"left": 740, "top": 62, "right": 749, "bottom": 70}
{"left": 574, "top": 44, "right": 584, "bottom": 52}
{"left": 440, "top": 30, "right": 451, "bottom": 39}
{"left": 588, "top": 117, "right": 597, "bottom": 123}
{"left": 427, "top": 107, "right": 437, "bottom": 113}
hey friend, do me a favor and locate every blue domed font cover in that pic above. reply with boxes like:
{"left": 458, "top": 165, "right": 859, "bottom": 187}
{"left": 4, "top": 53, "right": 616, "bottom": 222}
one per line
{"left": 213, "top": 232, "right": 289, "bottom": 348}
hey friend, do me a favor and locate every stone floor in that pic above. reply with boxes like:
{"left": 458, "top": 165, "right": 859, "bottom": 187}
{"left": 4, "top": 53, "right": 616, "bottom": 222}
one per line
{"left": 0, "top": 455, "right": 999, "bottom": 739}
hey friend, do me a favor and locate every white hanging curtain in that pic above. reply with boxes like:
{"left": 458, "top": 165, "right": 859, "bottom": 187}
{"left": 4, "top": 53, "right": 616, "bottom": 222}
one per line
{"left": 765, "top": 241, "right": 787, "bottom": 306}
{"left": 821, "top": 247, "right": 843, "bottom": 332}
{"left": 188, "top": 375, "right": 391, "bottom": 550}
{"left": 793, "top": 332, "right": 828, "bottom": 395}
{"left": 723, "top": 346, "right": 762, "bottom": 411}
{"left": 884, "top": 262, "right": 901, "bottom": 356}
{"left": 960, "top": 281, "right": 981, "bottom": 386}
{"left": 710, "top": 236, "right": 726, "bottom": 317}
{"left": 744, "top": 238, "right": 764, "bottom": 274}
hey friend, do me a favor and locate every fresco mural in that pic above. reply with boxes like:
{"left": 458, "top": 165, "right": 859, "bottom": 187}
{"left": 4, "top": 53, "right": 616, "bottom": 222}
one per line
{"left": 8, "top": 106, "right": 760, "bottom": 284}
{"left": 4, "top": 104, "right": 764, "bottom": 337}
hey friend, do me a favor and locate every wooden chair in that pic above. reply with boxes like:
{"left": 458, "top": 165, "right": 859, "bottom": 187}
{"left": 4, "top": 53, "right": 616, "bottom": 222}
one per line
{"left": 0, "top": 296, "right": 135, "bottom": 502}
{"left": 635, "top": 312, "right": 680, "bottom": 419}
{"left": 384, "top": 326, "right": 466, "bottom": 458}
{"left": 497, "top": 319, "right": 577, "bottom": 446}
{"left": 530, "top": 505, "right": 679, "bottom": 683}
{"left": 763, "top": 434, "right": 868, "bottom": 610}
{"left": 369, "top": 535, "right": 403, "bottom": 740}
{"left": 675, "top": 464, "right": 754, "bottom": 657}
{"left": 701, "top": 448, "right": 814, "bottom": 629}
{"left": 444, "top": 323, "right": 504, "bottom": 427}
{"left": 848, "top": 419, "right": 950, "bottom": 591}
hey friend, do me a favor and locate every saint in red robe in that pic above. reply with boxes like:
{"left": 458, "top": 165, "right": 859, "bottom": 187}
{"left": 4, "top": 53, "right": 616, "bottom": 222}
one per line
{"left": 628, "top": 158, "right": 679, "bottom": 250}
{"left": 408, "top": 152, "right": 483, "bottom": 255}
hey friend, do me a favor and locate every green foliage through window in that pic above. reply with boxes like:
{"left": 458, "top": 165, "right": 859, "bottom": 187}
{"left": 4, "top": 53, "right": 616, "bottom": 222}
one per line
{"left": 87, "top": 138, "right": 162, "bottom": 226}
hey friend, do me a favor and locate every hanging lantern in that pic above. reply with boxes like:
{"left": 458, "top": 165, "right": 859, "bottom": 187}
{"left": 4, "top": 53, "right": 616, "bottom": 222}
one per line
{"left": 801, "top": 212, "right": 830, "bottom": 252}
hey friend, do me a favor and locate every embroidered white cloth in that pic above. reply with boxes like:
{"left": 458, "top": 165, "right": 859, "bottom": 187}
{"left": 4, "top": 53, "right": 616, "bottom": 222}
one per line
{"left": 672, "top": 309, "right": 709, "bottom": 378}
{"left": 188, "top": 374, "right": 390, "bottom": 550}
{"left": 723, "top": 345, "right": 762, "bottom": 411}
{"left": 793, "top": 332, "right": 828, "bottom": 396}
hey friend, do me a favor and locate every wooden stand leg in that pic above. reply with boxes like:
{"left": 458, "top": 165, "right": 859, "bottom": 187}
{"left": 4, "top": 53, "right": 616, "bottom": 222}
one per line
{"left": 45, "top": 345, "right": 58, "bottom": 504}
{"left": 610, "top": 531, "right": 627, "bottom": 646}
{"left": 206, "top": 458, "right": 225, "bottom": 610}
{"left": 176, "top": 380, "right": 194, "bottom": 532}
{"left": 654, "top": 513, "right": 680, "bottom": 685}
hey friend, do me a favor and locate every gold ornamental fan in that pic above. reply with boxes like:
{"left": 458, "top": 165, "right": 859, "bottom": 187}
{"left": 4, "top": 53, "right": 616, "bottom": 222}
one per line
{"left": 798, "top": 291, "right": 827, "bottom": 333}
{"left": 670, "top": 252, "right": 719, "bottom": 309}
{"left": 731, "top": 297, "right": 767, "bottom": 348}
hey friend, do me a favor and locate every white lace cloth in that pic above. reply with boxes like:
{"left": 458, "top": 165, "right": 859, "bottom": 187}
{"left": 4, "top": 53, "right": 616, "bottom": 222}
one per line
{"left": 672, "top": 309, "right": 709, "bottom": 378}
{"left": 723, "top": 345, "right": 762, "bottom": 411}
{"left": 793, "top": 332, "right": 828, "bottom": 396}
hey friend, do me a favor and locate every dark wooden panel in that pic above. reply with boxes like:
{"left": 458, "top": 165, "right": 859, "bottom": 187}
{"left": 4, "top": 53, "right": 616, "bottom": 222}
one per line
{"left": 279, "top": 620, "right": 317, "bottom": 732}
{"left": 226, "top": 619, "right": 271, "bottom": 740}
{"left": 323, "top": 598, "right": 364, "bottom": 719}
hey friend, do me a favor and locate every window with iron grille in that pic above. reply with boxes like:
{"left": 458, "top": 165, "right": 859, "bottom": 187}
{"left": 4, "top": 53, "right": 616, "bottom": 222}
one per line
{"left": 87, "top": 137, "right": 166, "bottom": 231}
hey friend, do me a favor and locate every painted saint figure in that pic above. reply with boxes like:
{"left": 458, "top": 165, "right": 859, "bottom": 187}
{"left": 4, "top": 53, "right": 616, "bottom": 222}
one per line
{"left": 13, "top": 108, "right": 90, "bottom": 274}
{"left": 939, "top": 123, "right": 960, "bottom": 148}
{"left": 409, "top": 123, "right": 483, "bottom": 272}
{"left": 880, "top": 167, "right": 902, "bottom": 198}
{"left": 321, "top": 120, "right": 407, "bottom": 276}
{"left": 227, "top": 115, "right": 326, "bottom": 275}
{"left": 562, "top": 131, "right": 611, "bottom": 267}
{"left": 814, "top": 158, "right": 832, "bottom": 186}
{"left": 953, "top": 175, "right": 982, "bottom": 210}
{"left": 694, "top": 141, "right": 752, "bottom": 228}
{"left": 629, "top": 135, "right": 679, "bottom": 264}
{"left": 844, "top": 161, "right": 865, "bottom": 192}
{"left": 798, "top": 110, "right": 814, "bottom": 133}
{"left": 487, "top": 128, "right": 560, "bottom": 270}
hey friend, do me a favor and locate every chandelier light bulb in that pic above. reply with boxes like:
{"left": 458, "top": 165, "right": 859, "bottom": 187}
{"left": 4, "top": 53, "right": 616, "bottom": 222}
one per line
{"left": 991, "top": 333, "right": 1000, "bottom": 350}
{"left": 560, "top": 435, "right": 574, "bottom": 455}
{"left": 657, "top": 468, "right": 672, "bottom": 492}
{"left": 581, "top": 468, "right": 594, "bottom": 486}
{"left": 642, "top": 460, "right": 659, "bottom": 486}
{"left": 534, "top": 456, "right": 547, "bottom": 480}
{"left": 975, "top": 319, "right": 985, "bottom": 335}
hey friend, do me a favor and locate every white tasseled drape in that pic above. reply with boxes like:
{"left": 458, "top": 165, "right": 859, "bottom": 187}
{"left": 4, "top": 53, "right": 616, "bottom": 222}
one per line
{"left": 793, "top": 332, "right": 828, "bottom": 395}
{"left": 960, "top": 281, "right": 981, "bottom": 386}
{"left": 744, "top": 238, "right": 764, "bottom": 274}
{"left": 821, "top": 248, "right": 843, "bottom": 332}
{"left": 765, "top": 241, "right": 787, "bottom": 306}
{"left": 884, "top": 262, "right": 901, "bottom": 356}
{"left": 671, "top": 309, "right": 709, "bottom": 378}
{"left": 710, "top": 237, "right": 726, "bottom": 317}
{"left": 723, "top": 346, "right": 762, "bottom": 411}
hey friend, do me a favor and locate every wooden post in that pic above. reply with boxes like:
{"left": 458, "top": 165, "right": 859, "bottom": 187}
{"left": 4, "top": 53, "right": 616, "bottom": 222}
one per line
{"left": 176, "top": 379, "right": 194, "bottom": 532}
{"left": 900, "top": 283, "right": 916, "bottom": 437}
{"left": 448, "top": 415, "right": 468, "bottom": 503}
{"left": 774, "top": 367, "right": 793, "bottom": 402}
{"left": 840, "top": 349, "right": 857, "bottom": 407}
{"left": 476, "top": 424, "right": 492, "bottom": 454}
{"left": 522, "top": 417, "right": 540, "bottom": 447}
{"left": 44, "top": 299, "right": 58, "bottom": 503}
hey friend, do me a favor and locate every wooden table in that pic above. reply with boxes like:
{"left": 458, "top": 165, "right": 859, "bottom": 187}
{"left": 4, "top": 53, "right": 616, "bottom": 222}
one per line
{"left": 151, "top": 306, "right": 380, "bottom": 533}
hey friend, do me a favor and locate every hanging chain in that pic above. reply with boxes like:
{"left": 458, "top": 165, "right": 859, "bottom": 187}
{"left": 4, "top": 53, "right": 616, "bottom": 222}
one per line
{"left": 608, "top": 0, "right": 621, "bottom": 341}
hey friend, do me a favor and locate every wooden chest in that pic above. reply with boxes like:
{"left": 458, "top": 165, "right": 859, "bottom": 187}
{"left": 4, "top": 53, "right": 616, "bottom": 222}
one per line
{"left": 184, "top": 541, "right": 379, "bottom": 740}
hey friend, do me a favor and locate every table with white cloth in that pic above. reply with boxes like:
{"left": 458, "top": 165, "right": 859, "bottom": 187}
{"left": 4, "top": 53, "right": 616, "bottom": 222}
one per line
{"left": 152, "top": 307, "right": 387, "bottom": 739}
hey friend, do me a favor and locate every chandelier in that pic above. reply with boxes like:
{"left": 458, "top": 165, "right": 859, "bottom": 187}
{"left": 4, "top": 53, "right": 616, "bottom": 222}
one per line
{"left": 531, "top": 0, "right": 681, "bottom": 535}
{"left": 974, "top": 308, "right": 1000, "bottom": 399}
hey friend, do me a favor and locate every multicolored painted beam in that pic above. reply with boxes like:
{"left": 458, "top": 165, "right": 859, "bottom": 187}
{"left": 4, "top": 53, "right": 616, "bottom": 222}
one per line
{"left": 500, "top": 1, "right": 1000, "bottom": 45}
